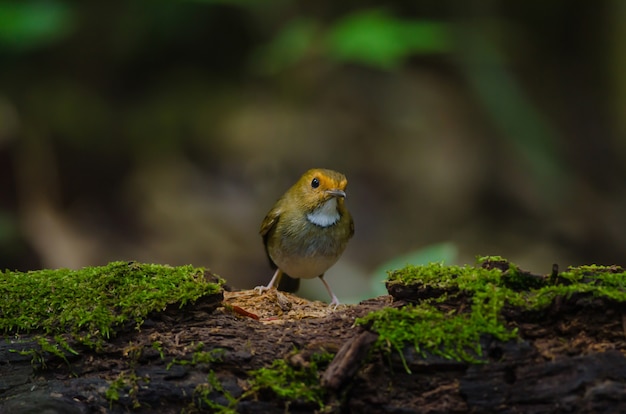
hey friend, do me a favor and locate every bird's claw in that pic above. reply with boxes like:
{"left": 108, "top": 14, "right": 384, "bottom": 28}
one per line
{"left": 254, "top": 285, "right": 271, "bottom": 295}
{"left": 328, "top": 296, "right": 340, "bottom": 310}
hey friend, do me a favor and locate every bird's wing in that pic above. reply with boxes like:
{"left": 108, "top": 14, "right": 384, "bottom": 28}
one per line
{"left": 259, "top": 205, "right": 281, "bottom": 273}
{"left": 259, "top": 205, "right": 300, "bottom": 291}
{"left": 349, "top": 215, "right": 355, "bottom": 238}
{"left": 259, "top": 205, "right": 281, "bottom": 238}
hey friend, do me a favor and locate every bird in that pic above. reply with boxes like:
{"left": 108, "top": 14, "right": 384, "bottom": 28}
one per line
{"left": 255, "top": 168, "right": 354, "bottom": 306}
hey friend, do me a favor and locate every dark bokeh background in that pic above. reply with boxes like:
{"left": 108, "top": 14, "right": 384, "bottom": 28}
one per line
{"left": 1, "top": 1, "right": 625, "bottom": 302}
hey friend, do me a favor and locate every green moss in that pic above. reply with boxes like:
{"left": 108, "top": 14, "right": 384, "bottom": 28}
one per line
{"left": 186, "top": 351, "right": 335, "bottom": 412}
{"left": 518, "top": 265, "right": 626, "bottom": 308}
{"left": 0, "top": 261, "right": 222, "bottom": 346}
{"left": 387, "top": 261, "right": 503, "bottom": 290}
{"left": 167, "top": 342, "right": 225, "bottom": 369}
{"left": 191, "top": 371, "right": 239, "bottom": 414}
{"left": 248, "top": 352, "right": 334, "bottom": 409}
{"left": 360, "top": 259, "right": 626, "bottom": 370}
{"left": 16, "top": 335, "right": 79, "bottom": 368}
{"left": 105, "top": 370, "right": 147, "bottom": 409}
{"left": 365, "top": 263, "right": 517, "bottom": 368}
{"left": 152, "top": 340, "right": 165, "bottom": 359}
{"left": 476, "top": 255, "right": 507, "bottom": 263}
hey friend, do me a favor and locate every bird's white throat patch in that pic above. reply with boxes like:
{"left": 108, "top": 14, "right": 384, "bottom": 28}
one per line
{"left": 307, "top": 198, "right": 340, "bottom": 227}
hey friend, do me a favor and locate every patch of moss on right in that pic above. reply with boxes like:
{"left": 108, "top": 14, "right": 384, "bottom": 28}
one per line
{"left": 358, "top": 301, "right": 516, "bottom": 366}
{"left": 517, "top": 264, "right": 626, "bottom": 309}
{"left": 386, "top": 262, "right": 503, "bottom": 291}
{"left": 361, "top": 259, "right": 626, "bottom": 371}
{"left": 363, "top": 263, "right": 517, "bottom": 367}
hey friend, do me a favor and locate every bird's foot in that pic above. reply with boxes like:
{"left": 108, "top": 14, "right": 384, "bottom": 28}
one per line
{"left": 253, "top": 285, "right": 272, "bottom": 295}
{"left": 328, "top": 294, "right": 340, "bottom": 310}
{"left": 255, "top": 269, "right": 282, "bottom": 295}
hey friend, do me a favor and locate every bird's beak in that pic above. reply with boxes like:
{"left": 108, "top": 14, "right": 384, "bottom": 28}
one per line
{"left": 325, "top": 189, "right": 346, "bottom": 199}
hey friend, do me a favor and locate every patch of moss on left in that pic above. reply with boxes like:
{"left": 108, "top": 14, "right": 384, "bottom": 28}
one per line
{"left": 0, "top": 261, "right": 223, "bottom": 346}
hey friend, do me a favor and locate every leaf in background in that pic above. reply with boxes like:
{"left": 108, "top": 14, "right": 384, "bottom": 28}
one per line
{"left": 252, "top": 18, "right": 318, "bottom": 75}
{"left": 0, "top": 1, "right": 75, "bottom": 52}
{"left": 326, "top": 9, "right": 451, "bottom": 70}
{"left": 460, "top": 31, "right": 567, "bottom": 207}
{"left": 369, "top": 242, "right": 458, "bottom": 296}
{"left": 254, "top": 10, "right": 451, "bottom": 74}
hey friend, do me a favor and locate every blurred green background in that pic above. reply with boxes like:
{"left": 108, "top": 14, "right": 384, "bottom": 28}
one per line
{"left": 1, "top": 1, "right": 625, "bottom": 303}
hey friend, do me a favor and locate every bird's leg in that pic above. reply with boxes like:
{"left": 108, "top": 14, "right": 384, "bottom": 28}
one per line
{"left": 254, "top": 268, "right": 283, "bottom": 294}
{"left": 319, "top": 274, "right": 340, "bottom": 308}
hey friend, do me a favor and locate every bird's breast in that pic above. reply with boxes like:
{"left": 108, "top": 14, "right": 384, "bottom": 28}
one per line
{"left": 274, "top": 255, "right": 341, "bottom": 279}
{"left": 266, "top": 213, "right": 351, "bottom": 279}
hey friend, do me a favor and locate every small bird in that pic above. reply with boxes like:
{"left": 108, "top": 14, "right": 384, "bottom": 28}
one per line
{"left": 255, "top": 168, "right": 354, "bottom": 306}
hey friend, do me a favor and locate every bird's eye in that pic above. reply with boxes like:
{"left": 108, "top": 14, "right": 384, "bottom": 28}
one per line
{"left": 311, "top": 178, "right": 320, "bottom": 188}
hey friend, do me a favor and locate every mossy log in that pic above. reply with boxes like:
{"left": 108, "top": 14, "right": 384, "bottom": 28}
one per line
{"left": 2, "top": 259, "right": 626, "bottom": 413}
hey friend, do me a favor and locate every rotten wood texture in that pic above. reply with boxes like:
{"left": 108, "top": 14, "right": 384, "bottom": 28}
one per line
{"left": 2, "top": 274, "right": 626, "bottom": 413}
{"left": 461, "top": 350, "right": 626, "bottom": 413}
{"left": 321, "top": 329, "right": 379, "bottom": 390}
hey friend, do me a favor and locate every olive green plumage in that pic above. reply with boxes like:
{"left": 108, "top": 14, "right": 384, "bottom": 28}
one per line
{"left": 257, "top": 168, "right": 354, "bottom": 305}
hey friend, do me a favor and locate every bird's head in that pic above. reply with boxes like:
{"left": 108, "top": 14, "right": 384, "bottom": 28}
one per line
{"left": 289, "top": 168, "right": 348, "bottom": 212}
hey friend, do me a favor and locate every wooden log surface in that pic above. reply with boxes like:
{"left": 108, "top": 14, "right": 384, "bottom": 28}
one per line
{"left": 2, "top": 283, "right": 626, "bottom": 413}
